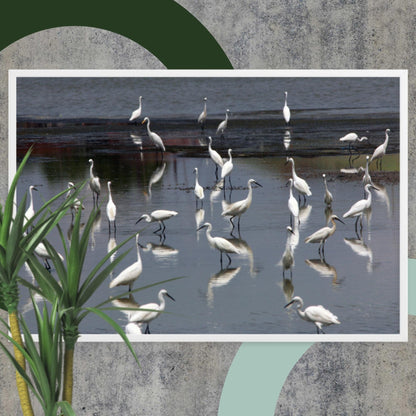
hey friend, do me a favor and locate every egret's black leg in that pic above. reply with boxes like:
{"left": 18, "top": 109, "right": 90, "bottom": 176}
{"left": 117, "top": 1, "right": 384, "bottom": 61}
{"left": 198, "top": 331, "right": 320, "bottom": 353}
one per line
{"left": 226, "top": 253, "right": 232, "bottom": 268}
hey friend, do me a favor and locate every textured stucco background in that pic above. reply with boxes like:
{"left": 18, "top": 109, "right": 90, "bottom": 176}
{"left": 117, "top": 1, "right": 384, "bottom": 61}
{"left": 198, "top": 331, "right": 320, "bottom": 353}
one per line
{"left": 0, "top": 1, "right": 414, "bottom": 414}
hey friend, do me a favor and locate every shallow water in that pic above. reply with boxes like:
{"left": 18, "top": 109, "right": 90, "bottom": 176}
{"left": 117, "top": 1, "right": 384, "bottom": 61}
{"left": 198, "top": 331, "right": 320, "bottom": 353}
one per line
{"left": 15, "top": 76, "right": 401, "bottom": 336}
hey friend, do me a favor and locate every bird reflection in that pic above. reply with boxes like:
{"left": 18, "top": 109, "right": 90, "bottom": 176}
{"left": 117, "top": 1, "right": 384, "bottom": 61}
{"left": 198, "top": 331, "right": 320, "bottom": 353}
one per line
{"left": 142, "top": 241, "right": 179, "bottom": 263}
{"left": 107, "top": 236, "right": 117, "bottom": 277}
{"left": 146, "top": 162, "right": 166, "bottom": 199}
{"left": 207, "top": 266, "right": 241, "bottom": 307}
{"left": 324, "top": 205, "right": 333, "bottom": 225}
{"left": 195, "top": 208, "right": 205, "bottom": 241}
{"left": 226, "top": 237, "right": 257, "bottom": 277}
{"left": 283, "top": 130, "right": 291, "bottom": 150}
{"left": 305, "top": 258, "right": 338, "bottom": 285}
{"left": 298, "top": 204, "right": 312, "bottom": 229}
{"left": 111, "top": 294, "right": 140, "bottom": 321}
{"left": 278, "top": 226, "right": 295, "bottom": 278}
{"left": 344, "top": 237, "right": 373, "bottom": 273}
{"left": 278, "top": 273, "right": 295, "bottom": 304}
{"left": 90, "top": 209, "right": 101, "bottom": 251}
{"left": 130, "top": 134, "right": 144, "bottom": 161}
{"left": 210, "top": 179, "right": 224, "bottom": 213}
{"left": 373, "top": 183, "right": 391, "bottom": 216}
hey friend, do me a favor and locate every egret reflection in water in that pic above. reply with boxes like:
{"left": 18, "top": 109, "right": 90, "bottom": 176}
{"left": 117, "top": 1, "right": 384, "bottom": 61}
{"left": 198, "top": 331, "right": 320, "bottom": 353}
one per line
{"left": 344, "top": 237, "right": 374, "bottom": 273}
{"left": 207, "top": 266, "right": 242, "bottom": 307}
{"left": 305, "top": 258, "right": 338, "bottom": 285}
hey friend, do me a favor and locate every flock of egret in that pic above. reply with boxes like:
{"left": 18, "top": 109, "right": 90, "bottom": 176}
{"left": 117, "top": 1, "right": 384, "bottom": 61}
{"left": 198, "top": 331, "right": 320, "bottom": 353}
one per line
{"left": 23, "top": 91, "right": 395, "bottom": 335}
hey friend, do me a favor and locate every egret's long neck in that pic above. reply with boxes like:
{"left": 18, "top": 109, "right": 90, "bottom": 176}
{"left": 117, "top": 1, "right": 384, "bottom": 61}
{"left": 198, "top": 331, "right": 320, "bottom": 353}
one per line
{"left": 383, "top": 131, "right": 389, "bottom": 148}
{"left": 225, "top": 111, "right": 228, "bottom": 121}
{"left": 228, "top": 150, "right": 232, "bottom": 162}
{"left": 330, "top": 218, "right": 338, "bottom": 234}
{"left": 158, "top": 293, "right": 166, "bottom": 311}
{"left": 365, "top": 188, "right": 372, "bottom": 204}
{"left": 195, "top": 170, "right": 199, "bottom": 185}
{"left": 203, "top": 102, "right": 207, "bottom": 113}
{"left": 205, "top": 225, "right": 214, "bottom": 245}
{"left": 29, "top": 187, "right": 34, "bottom": 207}
{"left": 136, "top": 244, "right": 142, "bottom": 264}
{"left": 108, "top": 184, "right": 113, "bottom": 202}
{"left": 146, "top": 120, "right": 151, "bottom": 135}
{"left": 289, "top": 181, "right": 294, "bottom": 198}
{"left": 246, "top": 183, "right": 253, "bottom": 204}
{"left": 90, "top": 163, "right": 94, "bottom": 178}
{"left": 290, "top": 161, "right": 296, "bottom": 178}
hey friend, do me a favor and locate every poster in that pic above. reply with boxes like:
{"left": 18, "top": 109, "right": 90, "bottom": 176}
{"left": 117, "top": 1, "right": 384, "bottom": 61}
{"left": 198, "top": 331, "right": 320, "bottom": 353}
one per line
{"left": 0, "top": 1, "right": 414, "bottom": 415}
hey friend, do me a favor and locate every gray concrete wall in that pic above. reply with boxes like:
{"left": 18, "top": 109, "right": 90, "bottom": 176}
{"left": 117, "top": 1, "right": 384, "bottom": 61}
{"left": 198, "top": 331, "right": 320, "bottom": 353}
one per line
{"left": 0, "top": 1, "right": 414, "bottom": 414}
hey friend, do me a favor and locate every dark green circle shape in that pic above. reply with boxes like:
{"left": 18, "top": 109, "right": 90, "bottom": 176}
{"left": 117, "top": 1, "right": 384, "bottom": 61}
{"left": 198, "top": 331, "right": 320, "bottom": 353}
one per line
{"left": 0, "top": 0, "right": 232, "bottom": 69}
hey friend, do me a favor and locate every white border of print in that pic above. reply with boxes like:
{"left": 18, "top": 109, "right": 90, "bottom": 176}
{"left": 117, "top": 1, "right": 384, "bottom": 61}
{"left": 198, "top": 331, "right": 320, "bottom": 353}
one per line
{"left": 9, "top": 69, "right": 408, "bottom": 343}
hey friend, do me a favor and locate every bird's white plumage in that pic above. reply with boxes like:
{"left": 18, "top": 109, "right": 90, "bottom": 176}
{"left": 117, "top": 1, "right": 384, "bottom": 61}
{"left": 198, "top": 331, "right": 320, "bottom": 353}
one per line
{"left": 129, "top": 96, "right": 142, "bottom": 122}
{"left": 287, "top": 178, "right": 299, "bottom": 219}
{"left": 24, "top": 185, "right": 37, "bottom": 224}
{"left": 343, "top": 184, "right": 375, "bottom": 218}
{"left": 370, "top": 128, "right": 390, "bottom": 163}
{"left": 286, "top": 157, "right": 312, "bottom": 197}
{"left": 221, "top": 149, "right": 233, "bottom": 180}
{"left": 322, "top": 174, "right": 333, "bottom": 206}
{"left": 88, "top": 159, "right": 101, "bottom": 200}
{"left": 66, "top": 182, "right": 84, "bottom": 215}
{"left": 305, "top": 215, "right": 343, "bottom": 245}
{"left": 198, "top": 222, "right": 241, "bottom": 255}
{"left": 198, "top": 97, "right": 207, "bottom": 125}
{"left": 109, "top": 234, "right": 142, "bottom": 289}
{"left": 285, "top": 296, "right": 340, "bottom": 333}
{"left": 208, "top": 137, "right": 224, "bottom": 167}
{"left": 193, "top": 168, "right": 204, "bottom": 201}
{"left": 140, "top": 210, "right": 178, "bottom": 223}
{"left": 142, "top": 117, "right": 166, "bottom": 152}
{"left": 106, "top": 181, "right": 117, "bottom": 224}
{"left": 339, "top": 132, "right": 368, "bottom": 143}
{"left": 283, "top": 91, "right": 290, "bottom": 124}
{"left": 362, "top": 156, "right": 372, "bottom": 185}
{"left": 216, "top": 109, "right": 230, "bottom": 134}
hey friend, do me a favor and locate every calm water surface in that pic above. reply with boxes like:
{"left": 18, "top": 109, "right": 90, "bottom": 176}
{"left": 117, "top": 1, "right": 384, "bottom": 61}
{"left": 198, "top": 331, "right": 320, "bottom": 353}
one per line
{"left": 15, "top": 76, "right": 401, "bottom": 336}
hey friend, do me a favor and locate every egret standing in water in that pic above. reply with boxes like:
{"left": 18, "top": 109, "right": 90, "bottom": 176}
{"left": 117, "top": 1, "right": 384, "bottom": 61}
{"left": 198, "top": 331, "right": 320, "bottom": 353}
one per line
{"left": 24, "top": 185, "right": 38, "bottom": 226}
{"left": 343, "top": 183, "right": 378, "bottom": 233}
{"left": 198, "top": 97, "right": 207, "bottom": 130}
{"left": 109, "top": 234, "right": 142, "bottom": 292}
{"left": 305, "top": 214, "right": 344, "bottom": 257}
{"left": 197, "top": 222, "right": 241, "bottom": 268}
{"left": 322, "top": 174, "right": 333, "bottom": 207}
{"left": 339, "top": 132, "right": 368, "bottom": 153}
{"left": 221, "top": 148, "right": 234, "bottom": 189}
{"left": 88, "top": 159, "right": 101, "bottom": 207}
{"left": 136, "top": 209, "right": 178, "bottom": 234}
{"left": 128, "top": 289, "right": 175, "bottom": 334}
{"left": 287, "top": 178, "right": 299, "bottom": 227}
{"left": 106, "top": 181, "right": 117, "bottom": 234}
{"left": 207, "top": 136, "right": 224, "bottom": 178}
{"left": 142, "top": 117, "right": 166, "bottom": 160}
{"left": 193, "top": 167, "right": 204, "bottom": 208}
{"left": 285, "top": 157, "right": 312, "bottom": 204}
{"left": 370, "top": 128, "right": 390, "bottom": 169}
{"left": 362, "top": 155, "right": 373, "bottom": 188}
{"left": 279, "top": 226, "right": 295, "bottom": 278}
{"left": 221, "top": 178, "right": 262, "bottom": 235}
{"left": 129, "top": 96, "right": 143, "bottom": 124}
{"left": 216, "top": 109, "right": 230, "bottom": 136}
{"left": 283, "top": 91, "right": 290, "bottom": 126}
{"left": 66, "top": 182, "right": 84, "bottom": 219}
{"left": 284, "top": 296, "right": 340, "bottom": 334}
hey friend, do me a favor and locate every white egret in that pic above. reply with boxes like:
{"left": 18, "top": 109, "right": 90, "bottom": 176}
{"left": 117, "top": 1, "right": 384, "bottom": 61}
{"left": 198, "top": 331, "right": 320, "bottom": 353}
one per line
{"left": 35, "top": 241, "right": 64, "bottom": 270}
{"left": 339, "top": 132, "right": 368, "bottom": 153}
{"left": 343, "top": 183, "right": 378, "bottom": 233}
{"left": 128, "top": 289, "right": 175, "bottom": 334}
{"left": 362, "top": 155, "right": 373, "bottom": 188}
{"left": 285, "top": 157, "right": 312, "bottom": 204}
{"left": 109, "top": 234, "right": 142, "bottom": 292}
{"left": 221, "top": 178, "right": 262, "bottom": 234}
{"left": 207, "top": 136, "right": 224, "bottom": 178}
{"left": 66, "top": 182, "right": 84, "bottom": 218}
{"left": 136, "top": 209, "right": 178, "bottom": 234}
{"left": 197, "top": 222, "right": 241, "bottom": 268}
{"left": 216, "top": 109, "right": 230, "bottom": 136}
{"left": 305, "top": 214, "right": 344, "bottom": 257}
{"left": 279, "top": 226, "right": 295, "bottom": 278}
{"left": 198, "top": 97, "right": 207, "bottom": 130}
{"left": 283, "top": 91, "right": 290, "bottom": 125}
{"left": 106, "top": 181, "right": 117, "bottom": 234}
{"left": 287, "top": 178, "right": 299, "bottom": 227}
{"left": 193, "top": 167, "right": 204, "bottom": 208}
{"left": 370, "top": 128, "right": 390, "bottom": 168}
{"left": 88, "top": 159, "right": 101, "bottom": 206}
{"left": 129, "top": 96, "right": 143, "bottom": 123}
{"left": 24, "top": 185, "right": 38, "bottom": 225}
{"left": 322, "top": 174, "right": 333, "bottom": 206}
{"left": 142, "top": 117, "right": 166, "bottom": 160}
{"left": 285, "top": 296, "right": 340, "bottom": 334}
{"left": 221, "top": 148, "right": 234, "bottom": 189}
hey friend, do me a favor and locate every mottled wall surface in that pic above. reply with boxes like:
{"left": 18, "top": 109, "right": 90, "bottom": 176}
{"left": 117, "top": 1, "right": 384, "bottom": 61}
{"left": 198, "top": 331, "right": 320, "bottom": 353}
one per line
{"left": 0, "top": 1, "right": 414, "bottom": 414}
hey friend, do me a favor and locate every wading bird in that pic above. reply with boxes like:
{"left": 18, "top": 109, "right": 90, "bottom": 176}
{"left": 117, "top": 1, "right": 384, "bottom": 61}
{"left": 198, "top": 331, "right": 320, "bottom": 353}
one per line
{"left": 362, "top": 155, "right": 373, "bottom": 191}
{"left": 343, "top": 183, "right": 378, "bottom": 233}
{"left": 370, "top": 128, "right": 390, "bottom": 169}
{"left": 136, "top": 209, "right": 178, "bottom": 234}
{"left": 24, "top": 185, "right": 38, "bottom": 226}
{"left": 197, "top": 222, "right": 241, "bottom": 268}
{"left": 304, "top": 214, "right": 344, "bottom": 257}
{"left": 193, "top": 167, "right": 204, "bottom": 208}
{"left": 129, "top": 96, "right": 143, "bottom": 123}
{"left": 279, "top": 226, "right": 295, "bottom": 278}
{"left": 88, "top": 159, "right": 101, "bottom": 206}
{"left": 221, "top": 148, "right": 234, "bottom": 189}
{"left": 287, "top": 178, "right": 299, "bottom": 227}
{"left": 66, "top": 182, "right": 84, "bottom": 219}
{"left": 339, "top": 132, "right": 368, "bottom": 153}
{"left": 198, "top": 97, "right": 207, "bottom": 130}
{"left": 207, "top": 136, "right": 224, "bottom": 178}
{"left": 106, "top": 181, "right": 117, "bottom": 234}
{"left": 216, "top": 109, "right": 230, "bottom": 136}
{"left": 322, "top": 174, "right": 333, "bottom": 207}
{"left": 285, "top": 157, "right": 312, "bottom": 204}
{"left": 283, "top": 91, "right": 290, "bottom": 125}
{"left": 142, "top": 117, "right": 166, "bottom": 160}
{"left": 128, "top": 289, "right": 175, "bottom": 334}
{"left": 221, "top": 178, "right": 262, "bottom": 235}
{"left": 109, "top": 234, "right": 142, "bottom": 292}
{"left": 284, "top": 296, "right": 340, "bottom": 334}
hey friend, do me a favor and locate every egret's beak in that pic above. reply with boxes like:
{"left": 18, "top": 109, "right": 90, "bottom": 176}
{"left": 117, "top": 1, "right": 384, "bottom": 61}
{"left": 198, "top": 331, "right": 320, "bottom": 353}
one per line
{"left": 166, "top": 292, "right": 175, "bottom": 302}
{"left": 288, "top": 227, "right": 295, "bottom": 235}
{"left": 136, "top": 216, "right": 144, "bottom": 224}
{"left": 254, "top": 180, "right": 263, "bottom": 188}
{"left": 196, "top": 224, "right": 206, "bottom": 232}
{"left": 334, "top": 216, "right": 345, "bottom": 225}
{"left": 141, "top": 119, "right": 146, "bottom": 125}
{"left": 284, "top": 299, "right": 295, "bottom": 309}
{"left": 370, "top": 185, "right": 380, "bottom": 191}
